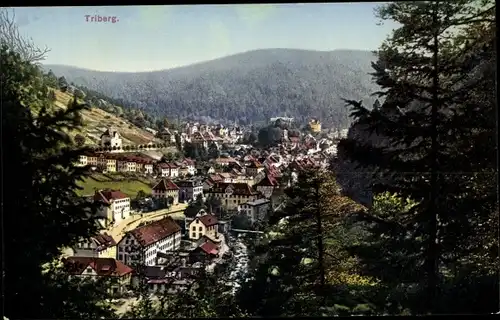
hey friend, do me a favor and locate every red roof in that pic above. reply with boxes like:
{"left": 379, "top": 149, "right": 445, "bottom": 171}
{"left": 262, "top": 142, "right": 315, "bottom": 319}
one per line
{"left": 183, "top": 158, "right": 195, "bottom": 166}
{"left": 196, "top": 214, "right": 218, "bottom": 227}
{"left": 92, "top": 233, "right": 117, "bottom": 249}
{"left": 63, "top": 257, "right": 133, "bottom": 277}
{"left": 94, "top": 189, "right": 129, "bottom": 205}
{"left": 256, "top": 174, "right": 279, "bottom": 187}
{"left": 209, "top": 174, "right": 223, "bottom": 182}
{"left": 158, "top": 163, "right": 178, "bottom": 169}
{"left": 215, "top": 157, "right": 236, "bottom": 164}
{"left": 129, "top": 217, "right": 181, "bottom": 247}
{"left": 199, "top": 242, "right": 218, "bottom": 255}
{"left": 153, "top": 179, "right": 179, "bottom": 191}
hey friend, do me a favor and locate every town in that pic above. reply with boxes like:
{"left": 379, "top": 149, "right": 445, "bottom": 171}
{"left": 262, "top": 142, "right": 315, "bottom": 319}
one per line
{"left": 62, "top": 115, "right": 348, "bottom": 311}
{"left": 5, "top": 2, "right": 496, "bottom": 318}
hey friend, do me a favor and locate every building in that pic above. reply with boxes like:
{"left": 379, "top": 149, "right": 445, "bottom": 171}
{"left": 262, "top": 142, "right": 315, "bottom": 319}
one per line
{"left": 94, "top": 189, "right": 131, "bottom": 227}
{"left": 117, "top": 217, "right": 182, "bottom": 266}
{"left": 97, "top": 154, "right": 117, "bottom": 172}
{"left": 187, "top": 213, "right": 219, "bottom": 241}
{"left": 182, "top": 158, "right": 196, "bottom": 176}
{"left": 246, "top": 160, "right": 265, "bottom": 176}
{"left": 239, "top": 198, "right": 271, "bottom": 224}
{"left": 255, "top": 174, "right": 279, "bottom": 198}
{"left": 206, "top": 182, "right": 260, "bottom": 211}
{"left": 309, "top": 119, "right": 322, "bottom": 133}
{"left": 145, "top": 127, "right": 158, "bottom": 136}
{"left": 176, "top": 180, "right": 204, "bottom": 203}
{"left": 100, "top": 128, "right": 123, "bottom": 148}
{"left": 63, "top": 257, "right": 133, "bottom": 295}
{"left": 157, "top": 163, "right": 179, "bottom": 178}
{"left": 73, "top": 233, "right": 117, "bottom": 259}
{"left": 159, "top": 128, "right": 176, "bottom": 144}
{"left": 152, "top": 179, "right": 180, "bottom": 205}
{"left": 131, "top": 266, "right": 192, "bottom": 294}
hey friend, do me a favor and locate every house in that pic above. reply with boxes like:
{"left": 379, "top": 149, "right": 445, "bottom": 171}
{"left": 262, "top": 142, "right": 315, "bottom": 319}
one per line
{"left": 309, "top": 119, "right": 322, "bottom": 133}
{"left": 117, "top": 217, "right": 182, "bottom": 266}
{"left": 255, "top": 174, "right": 279, "bottom": 198}
{"left": 77, "top": 155, "right": 88, "bottom": 167}
{"left": 246, "top": 160, "right": 265, "bottom": 176}
{"left": 100, "top": 128, "right": 123, "bottom": 148}
{"left": 86, "top": 152, "right": 99, "bottom": 167}
{"left": 182, "top": 158, "right": 197, "bottom": 176}
{"left": 159, "top": 128, "right": 176, "bottom": 144}
{"left": 145, "top": 127, "right": 158, "bottom": 136}
{"left": 214, "top": 157, "right": 237, "bottom": 167}
{"left": 239, "top": 198, "right": 271, "bottom": 224}
{"left": 98, "top": 155, "right": 117, "bottom": 172}
{"left": 177, "top": 180, "right": 204, "bottom": 202}
{"left": 94, "top": 189, "right": 131, "bottom": 227}
{"left": 206, "top": 182, "right": 260, "bottom": 211}
{"left": 63, "top": 257, "right": 133, "bottom": 295}
{"left": 191, "top": 131, "right": 208, "bottom": 149}
{"left": 131, "top": 265, "right": 191, "bottom": 294}
{"left": 157, "top": 163, "right": 179, "bottom": 178}
{"left": 152, "top": 179, "right": 180, "bottom": 205}
{"left": 73, "top": 233, "right": 117, "bottom": 259}
{"left": 190, "top": 241, "right": 219, "bottom": 264}
{"left": 187, "top": 213, "right": 219, "bottom": 241}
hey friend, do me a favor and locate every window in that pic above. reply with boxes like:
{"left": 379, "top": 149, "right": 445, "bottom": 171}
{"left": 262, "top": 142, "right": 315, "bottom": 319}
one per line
{"left": 198, "top": 227, "right": 202, "bottom": 231}
{"left": 86, "top": 267, "right": 93, "bottom": 273}
{"left": 192, "top": 233, "right": 196, "bottom": 238}
{"left": 118, "top": 254, "right": 123, "bottom": 260}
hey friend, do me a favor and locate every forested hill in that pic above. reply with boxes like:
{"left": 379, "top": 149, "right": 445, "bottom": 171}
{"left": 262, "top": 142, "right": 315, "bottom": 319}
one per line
{"left": 44, "top": 48, "right": 379, "bottom": 128}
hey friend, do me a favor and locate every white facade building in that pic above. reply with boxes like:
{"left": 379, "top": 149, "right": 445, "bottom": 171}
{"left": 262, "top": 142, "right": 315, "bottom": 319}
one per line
{"left": 117, "top": 217, "right": 182, "bottom": 266}
{"left": 101, "top": 128, "right": 123, "bottom": 148}
{"left": 94, "top": 189, "right": 131, "bottom": 227}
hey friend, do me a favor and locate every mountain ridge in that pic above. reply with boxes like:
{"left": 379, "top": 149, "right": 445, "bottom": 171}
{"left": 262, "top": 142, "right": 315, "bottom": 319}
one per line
{"left": 44, "top": 48, "right": 379, "bottom": 128}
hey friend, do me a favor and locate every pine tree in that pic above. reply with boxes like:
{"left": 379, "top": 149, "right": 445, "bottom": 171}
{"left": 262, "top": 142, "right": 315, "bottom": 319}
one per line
{"left": 238, "top": 169, "right": 372, "bottom": 316}
{"left": 2, "top": 45, "right": 114, "bottom": 318}
{"left": 339, "top": 0, "right": 496, "bottom": 314}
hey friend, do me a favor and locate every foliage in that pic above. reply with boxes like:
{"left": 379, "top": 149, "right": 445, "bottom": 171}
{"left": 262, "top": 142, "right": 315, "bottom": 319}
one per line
{"left": 339, "top": 0, "right": 497, "bottom": 314}
{"left": 231, "top": 214, "right": 252, "bottom": 230}
{"left": 258, "top": 125, "right": 282, "bottom": 147}
{"left": 74, "top": 133, "right": 86, "bottom": 147}
{"left": 238, "top": 169, "right": 373, "bottom": 316}
{"left": 2, "top": 45, "right": 113, "bottom": 318}
{"left": 183, "top": 142, "right": 208, "bottom": 161}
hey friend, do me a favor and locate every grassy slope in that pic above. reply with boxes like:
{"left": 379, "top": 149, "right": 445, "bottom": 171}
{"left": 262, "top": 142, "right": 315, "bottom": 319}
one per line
{"left": 76, "top": 173, "right": 155, "bottom": 197}
{"left": 49, "top": 90, "right": 172, "bottom": 197}
{"left": 53, "top": 89, "right": 163, "bottom": 146}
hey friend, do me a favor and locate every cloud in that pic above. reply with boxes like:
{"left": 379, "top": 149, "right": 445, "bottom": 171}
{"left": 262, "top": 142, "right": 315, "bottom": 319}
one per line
{"left": 234, "top": 4, "right": 277, "bottom": 28}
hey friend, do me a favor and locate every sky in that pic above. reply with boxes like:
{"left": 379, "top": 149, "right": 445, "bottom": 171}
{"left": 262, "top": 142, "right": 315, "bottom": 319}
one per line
{"left": 13, "top": 4, "right": 397, "bottom": 72}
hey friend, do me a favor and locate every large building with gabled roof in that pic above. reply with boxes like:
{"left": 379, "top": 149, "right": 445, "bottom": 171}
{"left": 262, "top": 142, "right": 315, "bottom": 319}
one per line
{"left": 117, "top": 216, "right": 182, "bottom": 266}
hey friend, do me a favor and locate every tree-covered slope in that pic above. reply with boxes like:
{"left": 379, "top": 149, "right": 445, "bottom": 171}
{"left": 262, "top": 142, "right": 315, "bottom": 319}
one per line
{"left": 44, "top": 48, "right": 378, "bottom": 128}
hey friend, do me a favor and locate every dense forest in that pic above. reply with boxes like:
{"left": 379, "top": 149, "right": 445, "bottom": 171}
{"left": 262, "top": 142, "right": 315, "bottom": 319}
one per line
{"left": 44, "top": 49, "right": 379, "bottom": 128}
